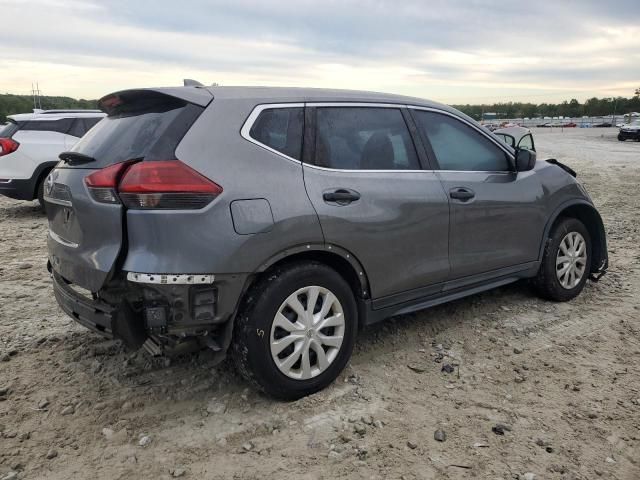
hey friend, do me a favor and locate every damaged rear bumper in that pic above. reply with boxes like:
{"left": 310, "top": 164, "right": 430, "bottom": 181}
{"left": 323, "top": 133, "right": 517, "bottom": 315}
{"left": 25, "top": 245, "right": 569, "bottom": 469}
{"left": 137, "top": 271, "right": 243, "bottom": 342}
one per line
{"left": 50, "top": 261, "right": 248, "bottom": 358}
{"left": 52, "top": 269, "right": 146, "bottom": 348}
{"left": 52, "top": 270, "right": 116, "bottom": 338}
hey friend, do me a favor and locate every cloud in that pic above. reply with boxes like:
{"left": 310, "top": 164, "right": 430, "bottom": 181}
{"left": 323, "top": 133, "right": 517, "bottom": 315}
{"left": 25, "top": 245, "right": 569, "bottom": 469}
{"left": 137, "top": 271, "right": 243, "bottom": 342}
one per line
{"left": 0, "top": 0, "right": 638, "bottom": 102}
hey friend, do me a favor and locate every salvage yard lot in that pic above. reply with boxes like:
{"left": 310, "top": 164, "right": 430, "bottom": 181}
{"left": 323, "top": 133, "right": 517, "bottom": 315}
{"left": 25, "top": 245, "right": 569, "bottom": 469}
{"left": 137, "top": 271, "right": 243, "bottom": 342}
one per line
{"left": 1, "top": 128, "right": 639, "bottom": 479}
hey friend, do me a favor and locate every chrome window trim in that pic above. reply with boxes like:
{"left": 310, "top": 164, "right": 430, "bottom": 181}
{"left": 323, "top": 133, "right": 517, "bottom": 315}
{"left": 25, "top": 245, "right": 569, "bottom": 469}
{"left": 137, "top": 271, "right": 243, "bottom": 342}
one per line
{"left": 240, "top": 103, "right": 305, "bottom": 165}
{"left": 304, "top": 164, "right": 432, "bottom": 174}
{"left": 240, "top": 101, "right": 516, "bottom": 173}
{"left": 306, "top": 102, "right": 407, "bottom": 108}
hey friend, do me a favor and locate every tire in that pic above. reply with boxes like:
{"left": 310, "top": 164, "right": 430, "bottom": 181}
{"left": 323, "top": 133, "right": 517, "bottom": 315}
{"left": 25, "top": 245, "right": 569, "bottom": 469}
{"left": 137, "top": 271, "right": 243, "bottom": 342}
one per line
{"left": 36, "top": 176, "right": 46, "bottom": 213}
{"left": 232, "top": 261, "right": 357, "bottom": 400}
{"left": 617, "top": 135, "right": 624, "bottom": 141}
{"left": 533, "top": 217, "right": 591, "bottom": 302}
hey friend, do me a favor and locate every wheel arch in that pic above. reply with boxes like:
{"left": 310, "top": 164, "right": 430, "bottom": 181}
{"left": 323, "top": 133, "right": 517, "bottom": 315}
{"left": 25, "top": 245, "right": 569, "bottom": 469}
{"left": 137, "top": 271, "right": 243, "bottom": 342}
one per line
{"left": 32, "top": 161, "right": 58, "bottom": 199}
{"left": 541, "top": 200, "right": 608, "bottom": 275}
{"left": 253, "top": 243, "right": 371, "bottom": 300}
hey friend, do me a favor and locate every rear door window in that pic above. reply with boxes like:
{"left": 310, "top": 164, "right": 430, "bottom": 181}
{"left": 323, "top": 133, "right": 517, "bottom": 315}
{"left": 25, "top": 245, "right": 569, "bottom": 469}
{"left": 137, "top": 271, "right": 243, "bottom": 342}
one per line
{"left": 413, "top": 110, "right": 510, "bottom": 171}
{"left": 19, "top": 118, "right": 73, "bottom": 135}
{"left": 249, "top": 107, "right": 304, "bottom": 160}
{"left": 314, "top": 107, "right": 420, "bottom": 170}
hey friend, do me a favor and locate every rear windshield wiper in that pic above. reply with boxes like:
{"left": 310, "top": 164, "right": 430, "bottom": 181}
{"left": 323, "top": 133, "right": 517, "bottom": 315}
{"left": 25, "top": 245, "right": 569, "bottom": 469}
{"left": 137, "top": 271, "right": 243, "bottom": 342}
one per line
{"left": 59, "top": 151, "right": 96, "bottom": 165}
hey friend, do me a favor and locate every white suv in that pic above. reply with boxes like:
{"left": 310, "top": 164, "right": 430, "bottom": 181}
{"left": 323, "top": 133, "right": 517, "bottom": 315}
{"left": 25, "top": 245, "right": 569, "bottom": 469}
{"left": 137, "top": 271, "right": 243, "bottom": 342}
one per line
{"left": 0, "top": 109, "right": 105, "bottom": 210}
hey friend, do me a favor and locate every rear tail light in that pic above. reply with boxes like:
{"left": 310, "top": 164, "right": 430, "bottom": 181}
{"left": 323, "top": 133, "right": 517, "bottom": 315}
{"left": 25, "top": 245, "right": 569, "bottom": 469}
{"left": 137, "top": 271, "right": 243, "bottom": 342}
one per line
{"left": 84, "top": 160, "right": 222, "bottom": 209}
{"left": 0, "top": 138, "right": 19, "bottom": 157}
{"left": 85, "top": 160, "right": 137, "bottom": 204}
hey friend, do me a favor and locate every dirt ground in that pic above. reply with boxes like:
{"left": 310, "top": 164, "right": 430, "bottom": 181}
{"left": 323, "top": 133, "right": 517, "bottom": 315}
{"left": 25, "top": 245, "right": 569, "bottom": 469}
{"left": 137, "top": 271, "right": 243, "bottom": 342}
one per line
{"left": 1, "top": 128, "right": 639, "bottom": 480}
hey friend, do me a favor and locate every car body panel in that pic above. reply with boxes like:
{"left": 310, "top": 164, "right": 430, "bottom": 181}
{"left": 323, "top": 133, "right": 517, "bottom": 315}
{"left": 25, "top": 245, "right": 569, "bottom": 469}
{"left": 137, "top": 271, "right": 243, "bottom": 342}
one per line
{"left": 46, "top": 167, "right": 124, "bottom": 292}
{"left": 436, "top": 169, "right": 546, "bottom": 279}
{"left": 303, "top": 165, "right": 450, "bottom": 299}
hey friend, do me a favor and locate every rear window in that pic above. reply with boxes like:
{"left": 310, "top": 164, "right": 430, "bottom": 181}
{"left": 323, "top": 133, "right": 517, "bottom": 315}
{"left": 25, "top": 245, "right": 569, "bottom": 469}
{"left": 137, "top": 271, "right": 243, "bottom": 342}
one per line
{"left": 0, "top": 121, "right": 20, "bottom": 138}
{"left": 249, "top": 107, "right": 304, "bottom": 160}
{"left": 67, "top": 117, "right": 103, "bottom": 138}
{"left": 68, "top": 92, "right": 204, "bottom": 168}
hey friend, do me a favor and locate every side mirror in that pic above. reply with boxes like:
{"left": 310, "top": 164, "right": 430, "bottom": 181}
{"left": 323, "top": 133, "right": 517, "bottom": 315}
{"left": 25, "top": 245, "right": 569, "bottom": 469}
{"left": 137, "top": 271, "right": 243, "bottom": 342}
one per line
{"left": 515, "top": 148, "right": 536, "bottom": 172}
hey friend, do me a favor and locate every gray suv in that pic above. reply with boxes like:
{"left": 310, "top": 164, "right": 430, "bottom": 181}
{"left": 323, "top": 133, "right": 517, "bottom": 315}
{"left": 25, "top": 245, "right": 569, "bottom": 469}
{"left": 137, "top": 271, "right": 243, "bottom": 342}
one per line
{"left": 45, "top": 86, "right": 608, "bottom": 399}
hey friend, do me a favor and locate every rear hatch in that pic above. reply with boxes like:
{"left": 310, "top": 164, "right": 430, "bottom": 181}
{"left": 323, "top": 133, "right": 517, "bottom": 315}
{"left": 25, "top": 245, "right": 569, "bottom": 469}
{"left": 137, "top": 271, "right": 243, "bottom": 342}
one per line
{"left": 46, "top": 88, "right": 212, "bottom": 292}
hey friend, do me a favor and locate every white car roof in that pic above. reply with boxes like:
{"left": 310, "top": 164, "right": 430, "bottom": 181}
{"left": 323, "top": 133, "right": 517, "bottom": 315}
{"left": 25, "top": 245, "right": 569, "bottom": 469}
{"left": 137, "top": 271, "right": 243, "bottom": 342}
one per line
{"left": 8, "top": 109, "right": 105, "bottom": 122}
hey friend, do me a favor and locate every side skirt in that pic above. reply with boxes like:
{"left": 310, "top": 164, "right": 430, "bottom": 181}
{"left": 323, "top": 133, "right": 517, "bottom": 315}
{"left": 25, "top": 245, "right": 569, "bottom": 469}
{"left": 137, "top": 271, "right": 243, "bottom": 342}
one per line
{"left": 362, "top": 262, "right": 539, "bottom": 326}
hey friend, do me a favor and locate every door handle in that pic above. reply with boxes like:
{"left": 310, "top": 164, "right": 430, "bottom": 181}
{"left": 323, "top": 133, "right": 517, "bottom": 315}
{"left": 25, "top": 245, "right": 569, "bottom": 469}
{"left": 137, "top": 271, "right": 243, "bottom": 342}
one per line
{"left": 322, "top": 189, "right": 361, "bottom": 205}
{"left": 449, "top": 188, "right": 475, "bottom": 201}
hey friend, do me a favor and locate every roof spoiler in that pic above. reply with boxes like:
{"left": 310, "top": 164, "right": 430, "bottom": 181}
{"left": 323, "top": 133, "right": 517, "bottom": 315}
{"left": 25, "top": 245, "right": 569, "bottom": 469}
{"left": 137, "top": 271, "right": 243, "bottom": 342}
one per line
{"left": 183, "top": 79, "right": 204, "bottom": 87}
{"left": 98, "top": 87, "right": 214, "bottom": 114}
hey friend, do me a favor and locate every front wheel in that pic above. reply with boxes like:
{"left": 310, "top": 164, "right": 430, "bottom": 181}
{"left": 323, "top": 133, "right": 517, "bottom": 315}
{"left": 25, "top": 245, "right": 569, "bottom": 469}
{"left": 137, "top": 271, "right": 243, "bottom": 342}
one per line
{"left": 232, "top": 262, "right": 357, "bottom": 400}
{"left": 36, "top": 176, "right": 46, "bottom": 212}
{"left": 534, "top": 217, "right": 591, "bottom": 301}
{"left": 617, "top": 134, "right": 625, "bottom": 141}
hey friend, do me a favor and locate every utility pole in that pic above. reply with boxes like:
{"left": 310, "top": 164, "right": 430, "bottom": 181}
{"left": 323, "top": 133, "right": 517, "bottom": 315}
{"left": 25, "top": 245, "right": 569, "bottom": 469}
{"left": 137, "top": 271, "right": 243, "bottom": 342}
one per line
{"left": 31, "top": 83, "right": 43, "bottom": 110}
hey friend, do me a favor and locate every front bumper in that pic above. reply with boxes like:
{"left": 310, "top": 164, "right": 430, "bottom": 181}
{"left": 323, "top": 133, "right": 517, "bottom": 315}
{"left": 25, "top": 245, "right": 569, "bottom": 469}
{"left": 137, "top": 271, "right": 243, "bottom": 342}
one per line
{"left": 619, "top": 130, "right": 640, "bottom": 140}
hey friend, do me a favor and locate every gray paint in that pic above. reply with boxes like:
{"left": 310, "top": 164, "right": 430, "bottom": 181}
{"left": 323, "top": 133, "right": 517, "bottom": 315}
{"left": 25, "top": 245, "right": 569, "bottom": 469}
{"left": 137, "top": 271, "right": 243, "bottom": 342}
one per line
{"left": 45, "top": 86, "right": 607, "bottom": 349}
{"left": 230, "top": 199, "right": 274, "bottom": 235}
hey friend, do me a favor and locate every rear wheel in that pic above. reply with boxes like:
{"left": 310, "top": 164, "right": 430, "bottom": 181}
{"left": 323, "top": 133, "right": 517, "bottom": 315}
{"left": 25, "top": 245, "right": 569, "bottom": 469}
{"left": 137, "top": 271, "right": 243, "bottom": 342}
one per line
{"left": 534, "top": 217, "right": 591, "bottom": 301}
{"left": 232, "top": 262, "right": 357, "bottom": 400}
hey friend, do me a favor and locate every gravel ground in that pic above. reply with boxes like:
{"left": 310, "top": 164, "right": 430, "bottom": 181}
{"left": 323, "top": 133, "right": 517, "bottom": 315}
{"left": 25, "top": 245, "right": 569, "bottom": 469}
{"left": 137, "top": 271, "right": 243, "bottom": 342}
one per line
{"left": 1, "top": 128, "right": 639, "bottom": 480}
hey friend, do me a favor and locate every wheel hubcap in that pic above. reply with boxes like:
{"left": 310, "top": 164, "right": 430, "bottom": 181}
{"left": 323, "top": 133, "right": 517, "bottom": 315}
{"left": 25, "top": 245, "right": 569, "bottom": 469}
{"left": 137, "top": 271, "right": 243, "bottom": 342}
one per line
{"left": 270, "top": 286, "right": 345, "bottom": 380}
{"left": 556, "top": 231, "right": 587, "bottom": 290}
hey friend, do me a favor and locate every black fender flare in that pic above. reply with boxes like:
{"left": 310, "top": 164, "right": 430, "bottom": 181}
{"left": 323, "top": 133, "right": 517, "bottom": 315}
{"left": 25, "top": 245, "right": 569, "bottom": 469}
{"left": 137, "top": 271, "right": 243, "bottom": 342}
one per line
{"left": 539, "top": 199, "right": 608, "bottom": 276}
{"left": 255, "top": 243, "right": 371, "bottom": 299}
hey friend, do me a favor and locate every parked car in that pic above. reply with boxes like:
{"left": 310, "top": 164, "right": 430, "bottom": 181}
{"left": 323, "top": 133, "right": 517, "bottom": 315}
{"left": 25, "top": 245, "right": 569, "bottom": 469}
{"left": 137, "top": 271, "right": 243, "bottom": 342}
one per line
{"left": 482, "top": 122, "right": 500, "bottom": 131}
{"left": 45, "top": 86, "right": 608, "bottom": 399}
{"left": 493, "top": 126, "right": 535, "bottom": 151}
{"left": 618, "top": 120, "right": 640, "bottom": 141}
{"left": 0, "top": 109, "right": 105, "bottom": 210}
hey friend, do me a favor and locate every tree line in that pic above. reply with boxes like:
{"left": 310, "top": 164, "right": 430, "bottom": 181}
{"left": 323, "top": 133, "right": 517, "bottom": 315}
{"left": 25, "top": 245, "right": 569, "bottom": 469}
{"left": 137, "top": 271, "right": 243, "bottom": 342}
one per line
{"left": 2, "top": 92, "right": 640, "bottom": 123}
{"left": 454, "top": 96, "right": 640, "bottom": 120}
{"left": 0, "top": 94, "right": 98, "bottom": 122}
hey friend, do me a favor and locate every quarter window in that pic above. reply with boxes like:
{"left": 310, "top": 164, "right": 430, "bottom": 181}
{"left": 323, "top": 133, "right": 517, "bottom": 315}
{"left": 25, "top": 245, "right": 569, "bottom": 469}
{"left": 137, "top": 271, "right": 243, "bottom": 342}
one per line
{"left": 314, "top": 107, "right": 420, "bottom": 170}
{"left": 413, "top": 111, "right": 510, "bottom": 171}
{"left": 249, "top": 107, "right": 304, "bottom": 160}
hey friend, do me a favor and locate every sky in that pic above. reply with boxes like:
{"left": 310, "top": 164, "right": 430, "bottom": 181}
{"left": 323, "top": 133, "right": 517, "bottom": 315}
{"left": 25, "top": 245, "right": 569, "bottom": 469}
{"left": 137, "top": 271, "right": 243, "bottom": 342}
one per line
{"left": 1, "top": 0, "right": 639, "bottom": 104}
